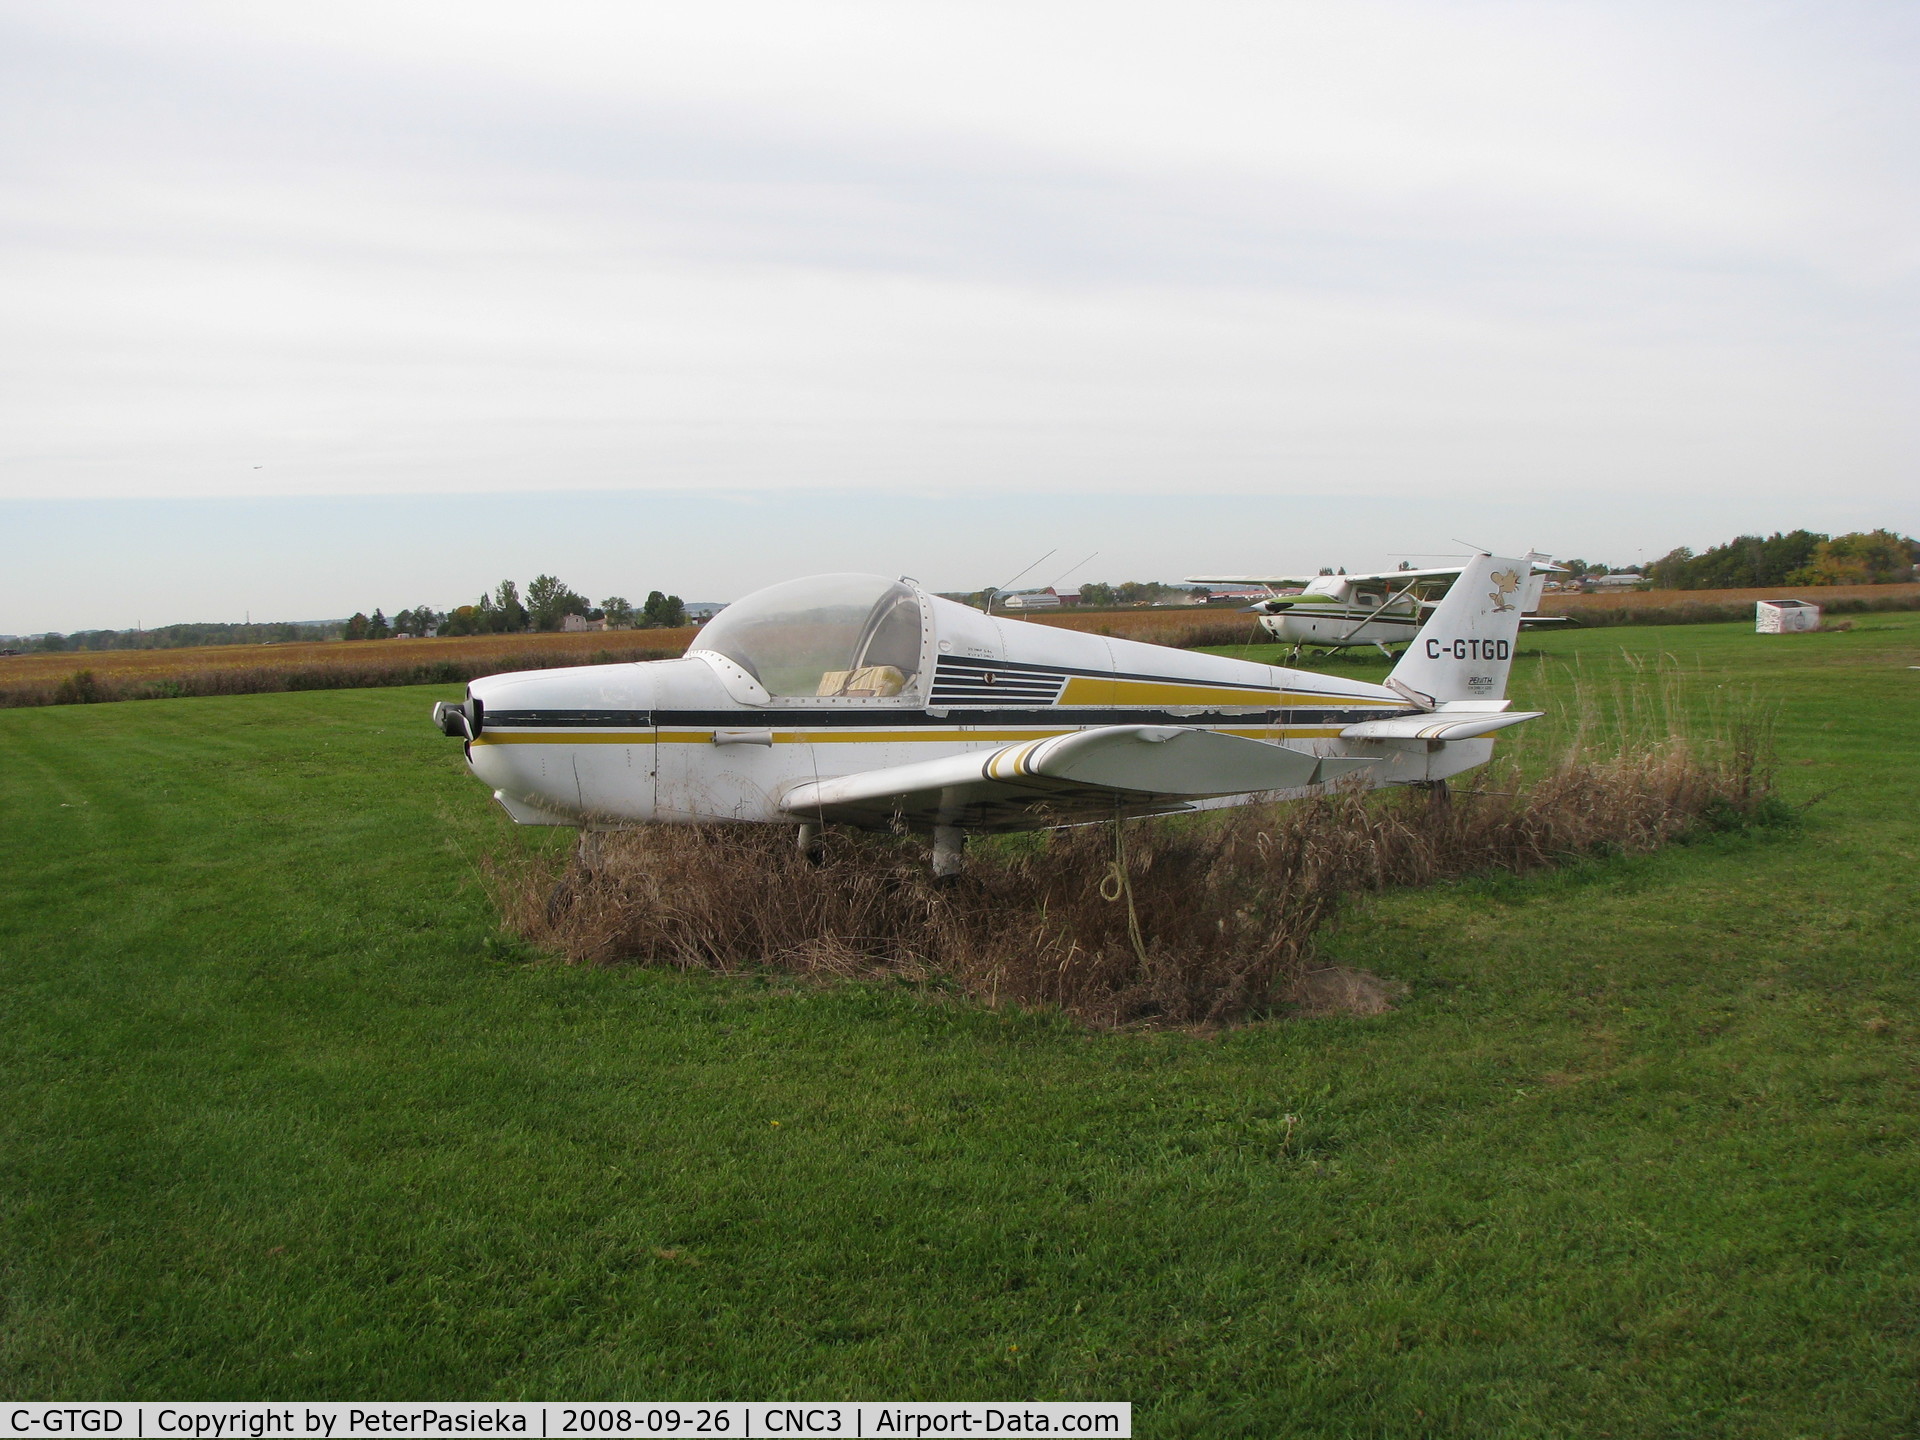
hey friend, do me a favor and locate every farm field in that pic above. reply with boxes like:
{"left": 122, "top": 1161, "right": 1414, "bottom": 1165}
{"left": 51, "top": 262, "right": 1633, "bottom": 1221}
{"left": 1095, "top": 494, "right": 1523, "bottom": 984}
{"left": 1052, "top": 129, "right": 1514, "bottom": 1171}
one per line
{"left": 1536, "top": 580, "right": 1920, "bottom": 614}
{"left": 0, "top": 628, "right": 695, "bottom": 708}
{"left": 0, "top": 627, "right": 696, "bottom": 686}
{"left": 2, "top": 617, "right": 1917, "bottom": 1433}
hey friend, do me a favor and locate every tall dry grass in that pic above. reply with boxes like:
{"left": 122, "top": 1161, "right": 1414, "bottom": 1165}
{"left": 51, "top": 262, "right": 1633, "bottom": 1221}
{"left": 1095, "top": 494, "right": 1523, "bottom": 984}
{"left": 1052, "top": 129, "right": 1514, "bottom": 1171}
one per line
{"left": 490, "top": 724, "right": 1782, "bottom": 1029}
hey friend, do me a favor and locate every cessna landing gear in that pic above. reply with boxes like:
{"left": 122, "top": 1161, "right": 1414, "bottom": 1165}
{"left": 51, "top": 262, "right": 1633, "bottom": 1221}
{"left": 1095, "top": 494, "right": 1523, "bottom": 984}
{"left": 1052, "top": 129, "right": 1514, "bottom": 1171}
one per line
{"left": 796, "top": 822, "right": 825, "bottom": 865}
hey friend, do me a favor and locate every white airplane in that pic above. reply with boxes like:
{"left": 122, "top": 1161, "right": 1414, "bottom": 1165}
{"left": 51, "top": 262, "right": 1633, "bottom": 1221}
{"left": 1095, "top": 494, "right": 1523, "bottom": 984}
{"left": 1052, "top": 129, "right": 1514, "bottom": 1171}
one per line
{"left": 434, "top": 552, "right": 1545, "bottom": 876}
{"left": 1186, "top": 559, "right": 1562, "bottom": 657}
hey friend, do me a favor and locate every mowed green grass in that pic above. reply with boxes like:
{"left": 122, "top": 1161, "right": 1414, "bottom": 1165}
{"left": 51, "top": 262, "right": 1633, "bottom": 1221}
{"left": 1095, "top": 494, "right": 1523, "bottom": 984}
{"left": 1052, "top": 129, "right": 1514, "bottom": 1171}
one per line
{"left": 2, "top": 617, "right": 1916, "bottom": 1435}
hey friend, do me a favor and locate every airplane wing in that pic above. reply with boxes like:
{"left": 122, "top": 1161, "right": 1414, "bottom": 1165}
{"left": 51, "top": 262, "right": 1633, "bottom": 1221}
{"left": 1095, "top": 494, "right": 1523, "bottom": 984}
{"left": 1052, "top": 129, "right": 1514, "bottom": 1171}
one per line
{"left": 779, "top": 725, "right": 1379, "bottom": 830}
{"left": 1186, "top": 562, "right": 1563, "bottom": 586}
{"left": 1185, "top": 566, "right": 1467, "bottom": 586}
{"left": 1340, "top": 710, "right": 1543, "bottom": 742}
{"left": 1182, "top": 574, "right": 1321, "bottom": 586}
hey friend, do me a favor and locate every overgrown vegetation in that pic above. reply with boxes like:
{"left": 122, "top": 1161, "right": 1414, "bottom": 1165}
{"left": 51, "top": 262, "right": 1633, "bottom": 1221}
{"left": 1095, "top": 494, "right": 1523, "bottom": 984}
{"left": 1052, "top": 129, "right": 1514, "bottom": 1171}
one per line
{"left": 499, "top": 728, "right": 1784, "bottom": 1029}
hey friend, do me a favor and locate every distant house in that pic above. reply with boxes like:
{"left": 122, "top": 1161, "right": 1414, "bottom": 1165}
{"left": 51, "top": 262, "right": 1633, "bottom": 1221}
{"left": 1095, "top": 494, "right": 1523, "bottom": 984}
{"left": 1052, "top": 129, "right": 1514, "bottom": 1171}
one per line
{"left": 562, "top": 614, "right": 608, "bottom": 632}
{"left": 1588, "top": 573, "right": 1646, "bottom": 590}
{"left": 998, "top": 587, "right": 1064, "bottom": 610}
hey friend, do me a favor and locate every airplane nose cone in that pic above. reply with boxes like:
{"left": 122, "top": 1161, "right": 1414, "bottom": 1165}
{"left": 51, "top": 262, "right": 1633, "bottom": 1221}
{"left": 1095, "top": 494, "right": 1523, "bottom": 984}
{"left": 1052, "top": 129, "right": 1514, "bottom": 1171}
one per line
{"left": 458, "top": 660, "right": 667, "bottom": 826}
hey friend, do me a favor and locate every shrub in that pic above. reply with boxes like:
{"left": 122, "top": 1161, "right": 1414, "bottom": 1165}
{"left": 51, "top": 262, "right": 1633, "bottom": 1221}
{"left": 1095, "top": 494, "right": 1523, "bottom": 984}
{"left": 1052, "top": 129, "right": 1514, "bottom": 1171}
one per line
{"left": 51, "top": 670, "right": 102, "bottom": 705}
{"left": 491, "top": 734, "right": 1785, "bottom": 1029}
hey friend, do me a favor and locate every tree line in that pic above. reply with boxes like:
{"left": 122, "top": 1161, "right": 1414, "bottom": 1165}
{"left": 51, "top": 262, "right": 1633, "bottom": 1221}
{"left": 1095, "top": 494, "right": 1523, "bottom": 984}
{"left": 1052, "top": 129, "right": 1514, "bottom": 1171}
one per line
{"left": 343, "top": 576, "right": 687, "bottom": 640}
{"left": 13, "top": 621, "right": 335, "bottom": 654}
{"left": 1647, "top": 529, "right": 1918, "bottom": 590}
{"left": 10, "top": 575, "right": 691, "bottom": 653}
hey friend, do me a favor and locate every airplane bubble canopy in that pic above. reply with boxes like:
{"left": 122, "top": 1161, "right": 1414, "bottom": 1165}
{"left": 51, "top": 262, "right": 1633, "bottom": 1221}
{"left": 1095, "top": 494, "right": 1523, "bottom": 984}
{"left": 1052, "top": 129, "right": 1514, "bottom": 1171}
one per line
{"left": 692, "top": 574, "right": 924, "bottom": 698}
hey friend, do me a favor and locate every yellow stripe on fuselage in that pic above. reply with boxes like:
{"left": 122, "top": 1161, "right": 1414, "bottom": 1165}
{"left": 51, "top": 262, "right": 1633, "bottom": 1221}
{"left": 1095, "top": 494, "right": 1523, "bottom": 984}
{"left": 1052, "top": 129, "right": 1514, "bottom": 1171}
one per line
{"left": 1057, "top": 676, "right": 1400, "bottom": 708}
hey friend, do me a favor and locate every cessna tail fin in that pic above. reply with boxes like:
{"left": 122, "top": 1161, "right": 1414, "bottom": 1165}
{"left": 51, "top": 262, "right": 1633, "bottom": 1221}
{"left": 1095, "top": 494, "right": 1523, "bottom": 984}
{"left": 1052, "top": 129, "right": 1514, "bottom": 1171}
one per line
{"left": 1386, "top": 552, "right": 1531, "bottom": 706}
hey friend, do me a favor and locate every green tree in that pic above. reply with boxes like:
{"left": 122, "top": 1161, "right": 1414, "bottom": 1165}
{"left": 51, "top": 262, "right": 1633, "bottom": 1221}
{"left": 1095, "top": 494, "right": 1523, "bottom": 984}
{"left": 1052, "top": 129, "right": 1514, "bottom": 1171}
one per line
{"left": 1651, "top": 531, "right": 1825, "bottom": 589}
{"left": 526, "top": 574, "right": 591, "bottom": 631}
{"left": 1077, "top": 582, "right": 1116, "bottom": 608}
{"left": 1114, "top": 581, "right": 1181, "bottom": 606}
{"left": 483, "top": 581, "right": 528, "bottom": 633}
{"left": 344, "top": 613, "right": 371, "bottom": 641}
{"left": 368, "top": 609, "right": 391, "bottom": 640}
{"left": 601, "top": 596, "right": 635, "bottom": 628}
{"left": 1648, "top": 547, "right": 1694, "bottom": 589}
{"left": 640, "top": 591, "right": 687, "bottom": 628}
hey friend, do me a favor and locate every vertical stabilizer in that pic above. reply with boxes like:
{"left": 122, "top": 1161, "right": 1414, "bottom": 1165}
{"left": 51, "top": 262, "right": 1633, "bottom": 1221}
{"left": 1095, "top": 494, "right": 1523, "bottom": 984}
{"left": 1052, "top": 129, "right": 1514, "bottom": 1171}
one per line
{"left": 1386, "top": 553, "right": 1531, "bottom": 706}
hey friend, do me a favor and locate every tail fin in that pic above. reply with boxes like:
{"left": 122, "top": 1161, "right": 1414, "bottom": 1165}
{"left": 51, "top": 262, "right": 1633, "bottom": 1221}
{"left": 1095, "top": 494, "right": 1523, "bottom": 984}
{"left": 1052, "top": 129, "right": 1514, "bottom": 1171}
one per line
{"left": 1386, "top": 552, "right": 1531, "bottom": 707}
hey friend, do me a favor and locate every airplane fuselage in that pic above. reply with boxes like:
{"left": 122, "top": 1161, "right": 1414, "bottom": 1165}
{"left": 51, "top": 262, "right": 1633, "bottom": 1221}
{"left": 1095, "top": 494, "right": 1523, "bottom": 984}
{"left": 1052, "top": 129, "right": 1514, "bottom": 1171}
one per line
{"left": 458, "top": 585, "right": 1488, "bottom": 830}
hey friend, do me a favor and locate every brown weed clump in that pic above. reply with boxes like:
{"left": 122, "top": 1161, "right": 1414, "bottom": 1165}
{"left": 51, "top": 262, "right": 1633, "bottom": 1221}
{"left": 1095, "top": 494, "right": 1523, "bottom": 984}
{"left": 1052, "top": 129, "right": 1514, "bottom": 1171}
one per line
{"left": 491, "top": 737, "right": 1780, "bottom": 1029}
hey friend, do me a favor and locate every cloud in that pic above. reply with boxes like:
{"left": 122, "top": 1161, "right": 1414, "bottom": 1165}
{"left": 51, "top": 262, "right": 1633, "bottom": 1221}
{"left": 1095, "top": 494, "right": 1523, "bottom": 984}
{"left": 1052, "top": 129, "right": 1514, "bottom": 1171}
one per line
{"left": 0, "top": 0, "right": 1911, "bottom": 533}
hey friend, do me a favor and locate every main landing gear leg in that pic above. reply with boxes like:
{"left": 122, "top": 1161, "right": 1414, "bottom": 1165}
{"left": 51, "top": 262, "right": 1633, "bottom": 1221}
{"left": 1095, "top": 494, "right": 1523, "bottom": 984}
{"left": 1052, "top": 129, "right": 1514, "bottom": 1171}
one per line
{"left": 796, "top": 822, "right": 825, "bottom": 865}
{"left": 546, "top": 828, "right": 605, "bottom": 924}
{"left": 932, "top": 824, "right": 966, "bottom": 885}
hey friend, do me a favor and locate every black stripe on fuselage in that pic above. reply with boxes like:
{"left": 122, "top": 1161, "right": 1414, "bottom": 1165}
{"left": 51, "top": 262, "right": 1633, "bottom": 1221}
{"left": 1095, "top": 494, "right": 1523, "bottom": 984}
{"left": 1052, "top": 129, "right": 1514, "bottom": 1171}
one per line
{"left": 480, "top": 710, "right": 654, "bottom": 727}
{"left": 482, "top": 706, "right": 1410, "bottom": 729}
{"left": 936, "top": 652, "right": 1292, "bottom": 694}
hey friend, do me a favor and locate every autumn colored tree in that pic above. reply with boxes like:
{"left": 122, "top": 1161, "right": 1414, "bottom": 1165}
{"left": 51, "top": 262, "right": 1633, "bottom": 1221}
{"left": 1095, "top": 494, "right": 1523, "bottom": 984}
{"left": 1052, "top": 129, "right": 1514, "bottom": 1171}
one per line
{"left": 1787, "top": 530, "right": 1919, "bottom": 586}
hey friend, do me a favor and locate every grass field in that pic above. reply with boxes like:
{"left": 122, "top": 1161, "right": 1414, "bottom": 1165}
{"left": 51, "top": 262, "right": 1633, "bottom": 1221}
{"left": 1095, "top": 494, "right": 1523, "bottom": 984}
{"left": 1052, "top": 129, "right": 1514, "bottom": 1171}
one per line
{"left": 2, "top": 616, "right": 1917, "bottom": 1433}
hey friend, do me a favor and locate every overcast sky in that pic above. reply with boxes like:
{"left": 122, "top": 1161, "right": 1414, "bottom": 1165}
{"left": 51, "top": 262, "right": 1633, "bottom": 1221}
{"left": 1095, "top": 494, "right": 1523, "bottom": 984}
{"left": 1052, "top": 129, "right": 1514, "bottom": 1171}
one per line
{"left": 2, "top": 1, "right": 1914, "bottom": 631}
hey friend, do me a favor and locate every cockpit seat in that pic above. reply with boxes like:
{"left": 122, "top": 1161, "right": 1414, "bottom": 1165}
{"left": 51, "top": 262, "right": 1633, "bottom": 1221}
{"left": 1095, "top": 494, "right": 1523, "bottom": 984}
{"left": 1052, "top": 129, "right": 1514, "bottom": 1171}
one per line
{"left": 817, "top": 665, "right": 907, "bottom": 698}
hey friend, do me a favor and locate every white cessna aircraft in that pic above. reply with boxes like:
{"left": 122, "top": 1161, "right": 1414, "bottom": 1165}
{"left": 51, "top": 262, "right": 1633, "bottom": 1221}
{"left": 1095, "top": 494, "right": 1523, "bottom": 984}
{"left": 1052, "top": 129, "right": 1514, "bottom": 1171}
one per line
{"left": 434, "top": 552, "right": 1544, "bottom": 875}
{"left": 1186, "top": 559, "right": 1561, "bottom": 657}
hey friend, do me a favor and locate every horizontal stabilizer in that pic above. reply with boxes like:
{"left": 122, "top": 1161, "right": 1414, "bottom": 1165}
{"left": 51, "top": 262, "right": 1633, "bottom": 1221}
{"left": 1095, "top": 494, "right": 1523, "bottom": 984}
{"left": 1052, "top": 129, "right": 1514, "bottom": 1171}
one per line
{"left": 781, "top": 726, "right": 1376, "bottom": 830}
{"left": 1341, "top": 710, "right": 1543, "bottom": 742}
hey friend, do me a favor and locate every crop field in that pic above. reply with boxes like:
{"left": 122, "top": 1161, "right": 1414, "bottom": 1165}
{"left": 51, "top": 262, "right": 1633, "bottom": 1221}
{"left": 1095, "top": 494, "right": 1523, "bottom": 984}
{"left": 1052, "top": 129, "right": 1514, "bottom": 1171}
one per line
{"left": 0, "top": 628, "right": 695, "bottom": 707}
{"left": 2, "top": 617, "right": 1917, "bottom": 1433}
{"left": 1537, "top": 580, "right": 1920, "bottom": 613}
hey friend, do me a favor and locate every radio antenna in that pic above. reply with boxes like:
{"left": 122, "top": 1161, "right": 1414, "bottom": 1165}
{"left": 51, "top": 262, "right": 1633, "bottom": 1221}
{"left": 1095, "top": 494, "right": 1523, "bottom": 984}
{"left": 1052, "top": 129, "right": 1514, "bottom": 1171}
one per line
{"left": 1049, "top": 550, "right": 1099, "bottom": 586}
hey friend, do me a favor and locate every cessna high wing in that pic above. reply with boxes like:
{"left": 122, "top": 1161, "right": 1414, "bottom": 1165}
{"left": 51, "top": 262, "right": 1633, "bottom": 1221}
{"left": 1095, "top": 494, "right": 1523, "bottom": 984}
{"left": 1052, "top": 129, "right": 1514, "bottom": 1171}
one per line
{"left": 1186, "top": 559, "right": 1562, "bottom": 657}
{"left": 434, "top": 552, "right": 1545, "bottom": 875}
